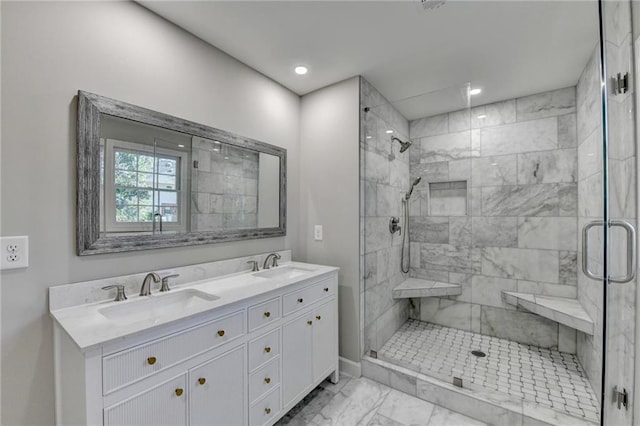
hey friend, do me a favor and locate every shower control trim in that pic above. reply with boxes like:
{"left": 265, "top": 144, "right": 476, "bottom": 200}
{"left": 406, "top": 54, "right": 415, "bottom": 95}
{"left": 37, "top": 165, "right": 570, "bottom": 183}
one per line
{"left": 389, "top": 217, "right": 401, "bottom": 235}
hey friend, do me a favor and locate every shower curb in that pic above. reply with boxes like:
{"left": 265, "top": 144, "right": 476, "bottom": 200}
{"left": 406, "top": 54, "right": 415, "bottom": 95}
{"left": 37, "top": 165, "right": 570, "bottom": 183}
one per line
{"left": 361, "top": 356, "right": 598, "bottom": 426}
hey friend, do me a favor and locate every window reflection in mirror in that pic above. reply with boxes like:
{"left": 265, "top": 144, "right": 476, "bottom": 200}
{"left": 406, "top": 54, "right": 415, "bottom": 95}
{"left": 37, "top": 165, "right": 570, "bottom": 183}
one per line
{"left": 99, "top": 114, "right": 281, "bottom": 237}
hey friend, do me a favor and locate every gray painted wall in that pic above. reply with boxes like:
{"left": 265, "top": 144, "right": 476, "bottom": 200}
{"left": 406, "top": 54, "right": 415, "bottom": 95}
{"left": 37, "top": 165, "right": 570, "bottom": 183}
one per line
{"left": 0, "top": 2, "right": 300, "bottom": 424}
{"left": 298, "top": 77, "right": 361, "bottom": 363}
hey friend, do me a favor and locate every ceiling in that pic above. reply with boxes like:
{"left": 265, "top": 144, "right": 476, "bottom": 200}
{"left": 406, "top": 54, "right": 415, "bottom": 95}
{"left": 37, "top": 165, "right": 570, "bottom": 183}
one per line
{"left": 139, "top": 1, "right": 599, "bottom": 120}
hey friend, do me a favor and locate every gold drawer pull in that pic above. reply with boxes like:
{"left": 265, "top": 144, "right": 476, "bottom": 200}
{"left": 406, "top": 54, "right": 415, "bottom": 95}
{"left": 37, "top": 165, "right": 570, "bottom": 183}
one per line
{"left": 264, "top": 377, "right": 271, "bottom": 384}
{"left": 297, "top": 298, "right": 304, "bottom": 303}
{"left": 316, "top": 315, "right": 322, "bottom": 320}
{"left": 198, "top": 377, "right": 206, "bottom": 385}
{"left": 324, "top": 287, "right": 329, "bottom": 292}
{"left": 175, "top": 388, "right": 184, "bottom": 397}
{"left": 264, "top": 346, "right": 271, "bottom": 353}
{"left": 264, "top": 311, "right": 271, "bottom": 318}
{"left": 307, "top": 320, "right": 313, "bottom": 326}
{"left": 217, "top": 330, "right": 225, "bottom": 337}
{"left": 265, "top": 408, "right": 271, "bottom": 415}
{"left": 147, "top": 356, "right": 157, "bottom": 365}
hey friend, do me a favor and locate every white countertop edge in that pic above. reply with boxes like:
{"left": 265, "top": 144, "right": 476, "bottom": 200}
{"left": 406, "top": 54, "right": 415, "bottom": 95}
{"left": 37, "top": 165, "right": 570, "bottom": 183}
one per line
{"left": 50, "top": 261, "right": 339, "bottom": 352}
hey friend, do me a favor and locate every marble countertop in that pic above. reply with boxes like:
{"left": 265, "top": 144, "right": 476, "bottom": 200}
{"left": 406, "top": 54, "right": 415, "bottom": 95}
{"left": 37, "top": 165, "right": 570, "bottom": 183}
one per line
{"left": 50, "top": 261, "right": 338, "bottom": 352}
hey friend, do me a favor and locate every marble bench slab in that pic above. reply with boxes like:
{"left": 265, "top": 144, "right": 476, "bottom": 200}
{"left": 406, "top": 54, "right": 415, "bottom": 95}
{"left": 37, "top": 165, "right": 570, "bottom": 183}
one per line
{"left": 392, "top": 278, "right": 462, "bottom": 299}
{"left": 502, "top": 291, "right": 594, "bottom": 335}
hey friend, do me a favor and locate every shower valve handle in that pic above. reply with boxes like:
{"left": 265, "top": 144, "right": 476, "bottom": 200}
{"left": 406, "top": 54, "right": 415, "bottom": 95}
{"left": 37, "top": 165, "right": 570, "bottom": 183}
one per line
{"left": 389, "top": 217, "right": 401, "bottom": 235}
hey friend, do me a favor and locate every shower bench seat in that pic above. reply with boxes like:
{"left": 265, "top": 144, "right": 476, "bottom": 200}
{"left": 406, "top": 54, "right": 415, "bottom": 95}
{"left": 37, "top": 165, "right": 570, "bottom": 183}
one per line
{"left": 502, "top": 291, "right": 594, "bottom": 335}
{"left": 392, "top": 278, "right": 462, "bottom": 299}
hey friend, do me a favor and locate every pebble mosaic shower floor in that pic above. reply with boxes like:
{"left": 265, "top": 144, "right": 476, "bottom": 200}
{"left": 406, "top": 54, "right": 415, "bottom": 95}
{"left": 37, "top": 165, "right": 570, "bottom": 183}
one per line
{"left": 378, "top": 319, "right": 600, "bottom": 422}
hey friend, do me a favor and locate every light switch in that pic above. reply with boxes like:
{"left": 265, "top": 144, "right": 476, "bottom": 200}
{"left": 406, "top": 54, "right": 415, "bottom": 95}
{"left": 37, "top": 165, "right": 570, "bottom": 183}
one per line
{"left": 314, "top": 225, "right": 323, "bottom": 241}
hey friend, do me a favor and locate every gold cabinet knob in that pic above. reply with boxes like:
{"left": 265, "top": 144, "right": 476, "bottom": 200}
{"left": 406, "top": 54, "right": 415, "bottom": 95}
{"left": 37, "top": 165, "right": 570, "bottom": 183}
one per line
{"left": 147, "top": 356, "right": 157, "bottom": 365}
{"left": 175, "top": 388, "right": 184, "bottom": 397}
{"left": 217, "top": 330, "right": 225, "bottom": 337}
{"left": 264, "top": 346, "right": 271, "bottom": 353}
{"left": 198, "top": 377, "right": 206, "bottom": 385}
{"left": 316, "top": 315, "right": 322, "bottom": 320}
{"left": 324, "top": 287, "right": 329, "bottom": 292}
{"left": 264, "top": 377, "right": 271, "bottom": 384}
{"left": 297, "top": 298, "right": 303, "bottom": 303}
{"left": 265, "top": 408, "right": 271, "bottom": 415}
{"left": 264, "top": 311, "right": 271, "bottom": 318}
{"left": 307, "top": 320, "right": 313, "bottom": 326}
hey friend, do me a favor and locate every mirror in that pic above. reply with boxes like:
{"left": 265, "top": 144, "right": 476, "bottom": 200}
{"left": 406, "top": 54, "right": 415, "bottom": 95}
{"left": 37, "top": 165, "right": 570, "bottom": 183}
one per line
{"left": 77, "top": 91, "right": 286, "bottom": 255}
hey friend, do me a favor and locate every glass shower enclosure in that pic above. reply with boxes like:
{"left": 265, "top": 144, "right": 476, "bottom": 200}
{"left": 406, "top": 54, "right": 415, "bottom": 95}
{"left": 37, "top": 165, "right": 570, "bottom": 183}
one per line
{"left": 360, "top": 1, "right": 637, "bottom": 424}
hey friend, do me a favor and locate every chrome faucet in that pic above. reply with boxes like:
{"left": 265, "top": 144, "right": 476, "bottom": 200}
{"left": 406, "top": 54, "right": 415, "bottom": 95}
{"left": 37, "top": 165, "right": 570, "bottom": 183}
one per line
{"left": 140, "top": 272, "right": 160, "bottom": 296}
{"left": 262, "top": 253, "right": 281, "bottom": 270}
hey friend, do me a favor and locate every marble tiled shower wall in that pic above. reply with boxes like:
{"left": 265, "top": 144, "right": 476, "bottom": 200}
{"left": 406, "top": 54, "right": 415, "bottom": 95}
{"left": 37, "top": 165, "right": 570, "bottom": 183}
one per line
{"left": 407, "top": 87, "right": 580, "bottom": 351}
{"left": 360, "top": 78, "right": 411, "bottom": 354}
{"left": 191, "top": 137, "right": 259, "bottom": 230}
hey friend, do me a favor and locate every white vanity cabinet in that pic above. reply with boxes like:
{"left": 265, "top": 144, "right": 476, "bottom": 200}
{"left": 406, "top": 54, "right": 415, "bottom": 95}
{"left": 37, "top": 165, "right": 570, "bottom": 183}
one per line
{"left": 104, "top": 373, "right": 188, "bottom": 426}
{"left": 189, "top": 345, "right": 246, "bottom": 426}
{"left": 53, "top": 268, "right": 338, "bottom": 426}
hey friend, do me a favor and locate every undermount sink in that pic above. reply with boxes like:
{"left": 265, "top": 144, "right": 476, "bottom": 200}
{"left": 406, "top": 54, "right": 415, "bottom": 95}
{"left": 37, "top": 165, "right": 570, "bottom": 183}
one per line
{"left": 253, "top": 265, "right": 315, "bottom": 280}
{"left": 99, "top": 289, "right": 219, "bottom": 325}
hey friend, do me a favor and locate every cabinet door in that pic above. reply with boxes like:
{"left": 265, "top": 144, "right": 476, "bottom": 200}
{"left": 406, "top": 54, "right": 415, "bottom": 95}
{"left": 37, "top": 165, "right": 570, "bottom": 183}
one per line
{"left": 189, "top": 345, "right": 246, "bottom": 426}
{"left": 282, "top": 314, "right": 313, "bottom": 407}
{"left": 312, "top": 301, "right": 336, "bottom": 382}
{"left": 104, "top": 374, "right": 187, "bottom": 426}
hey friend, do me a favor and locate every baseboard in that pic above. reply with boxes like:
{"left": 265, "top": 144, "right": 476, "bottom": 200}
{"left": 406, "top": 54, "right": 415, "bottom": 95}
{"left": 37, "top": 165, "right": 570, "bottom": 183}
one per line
{"left": 339, "top": 356, "right": 361, "bottom": 378}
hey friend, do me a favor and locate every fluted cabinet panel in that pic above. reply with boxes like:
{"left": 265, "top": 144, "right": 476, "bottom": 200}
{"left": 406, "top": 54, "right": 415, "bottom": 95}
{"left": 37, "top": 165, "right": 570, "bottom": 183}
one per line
{"left": 104, "top": 374, "right": 187, "bottom": 426}
{"left": 103, "top": 311, "right": 245, "bottom": 394}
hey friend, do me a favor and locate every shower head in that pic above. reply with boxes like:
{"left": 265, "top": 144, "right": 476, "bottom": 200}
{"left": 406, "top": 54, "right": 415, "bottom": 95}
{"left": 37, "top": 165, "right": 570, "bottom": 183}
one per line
{"left": 391, "top": 136, "right": 412, "bottom": 153}
{"left": 405, "top": 176, "right": 422, "bottom": 200}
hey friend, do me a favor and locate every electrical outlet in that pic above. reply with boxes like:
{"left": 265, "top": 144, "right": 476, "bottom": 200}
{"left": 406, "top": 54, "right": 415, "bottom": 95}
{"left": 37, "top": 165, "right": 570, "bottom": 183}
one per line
{"left": 0, "top": 236, "right": 29, "bottom": 270}
{"left": 314, "top": 225, "right": 323, "bottom": 241}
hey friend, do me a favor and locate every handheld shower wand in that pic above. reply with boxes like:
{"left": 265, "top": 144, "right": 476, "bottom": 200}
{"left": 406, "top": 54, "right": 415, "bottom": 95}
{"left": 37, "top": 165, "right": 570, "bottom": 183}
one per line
{"left": 405, "top": 177, "right": 422, "bottom": 200}
{"left": 401, "top": 176, "right": 422, "bottom": 273}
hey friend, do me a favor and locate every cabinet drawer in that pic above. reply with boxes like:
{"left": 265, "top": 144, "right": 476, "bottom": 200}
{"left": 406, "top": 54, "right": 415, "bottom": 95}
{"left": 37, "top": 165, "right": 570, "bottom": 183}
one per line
{"left": 283, "top": 278, "right": 335, "bottom": 316}
{"left": 249, "top": 356, "right": 280, "bottom": 404}
{"left": 249, "top": 328, "right": 280, "bottom": 371}
{"left": 248, "top": 297, "right": 281, "bottom": 333}
{"left": 250, "top": 386, "right": 281, "bottom": 426}
{"left": 103, "top": 310, "right": 245, "bottom": 394}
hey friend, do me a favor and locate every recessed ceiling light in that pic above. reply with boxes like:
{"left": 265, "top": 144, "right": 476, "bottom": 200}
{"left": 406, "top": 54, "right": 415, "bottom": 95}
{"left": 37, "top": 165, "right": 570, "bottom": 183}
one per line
{"left": 178, "top": 144, "right": 185, "bottom": 148}
{"left": 469, "top": 88, "right": 482, "bottom": 96}
{"left": 386, "top": 130, "right": 393, "bottom": 134}
{"left": 294, "top": 66, "right": 308, "bottom": 75}
{"left": 477, "top": 114, "right": 487, "bottom": 119}
{"left": 213, "top": 148, "right": 220, "bottom": 152}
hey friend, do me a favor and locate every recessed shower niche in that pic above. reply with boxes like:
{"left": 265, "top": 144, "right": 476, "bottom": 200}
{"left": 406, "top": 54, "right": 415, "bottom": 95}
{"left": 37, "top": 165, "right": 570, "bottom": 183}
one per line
{"left": 427, "top": 180, "right": 467, "bottom": 216}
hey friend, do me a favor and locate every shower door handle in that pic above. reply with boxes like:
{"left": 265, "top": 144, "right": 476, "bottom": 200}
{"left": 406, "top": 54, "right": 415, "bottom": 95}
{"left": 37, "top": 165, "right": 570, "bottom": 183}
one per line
{"left": 582, "top": 220, "right": 637, "bottom": 283}
{"left": 582, "top": 220, "right": 605, "bottom": 281}
{"left": 609, "top": 220, "right": 636, "bottom": 284}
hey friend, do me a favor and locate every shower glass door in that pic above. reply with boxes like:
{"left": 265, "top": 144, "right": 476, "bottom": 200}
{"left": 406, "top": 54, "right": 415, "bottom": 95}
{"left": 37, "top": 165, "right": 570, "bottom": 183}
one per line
{"left": 599, "top": 1, "right": 637, "bottom": 424}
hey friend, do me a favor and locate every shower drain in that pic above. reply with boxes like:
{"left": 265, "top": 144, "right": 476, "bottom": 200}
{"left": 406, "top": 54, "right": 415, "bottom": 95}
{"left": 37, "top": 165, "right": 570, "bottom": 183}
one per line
{"left": 471, "top": 350, "right": 486, "bottom": 357}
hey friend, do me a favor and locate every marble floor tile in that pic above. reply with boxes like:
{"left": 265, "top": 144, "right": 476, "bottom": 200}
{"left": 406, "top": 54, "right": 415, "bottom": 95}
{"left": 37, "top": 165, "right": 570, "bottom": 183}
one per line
{"left": 427, "top": 406, "right": 486, "bottom": 426}
{"left": 276, "top": 374, "right": 485, "bottom": 426}
{"left": 378, "top": 320, "right": 600, "bottom": 423}
{"left": 311, "top": 377, "right": 391, "bottom": 425}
